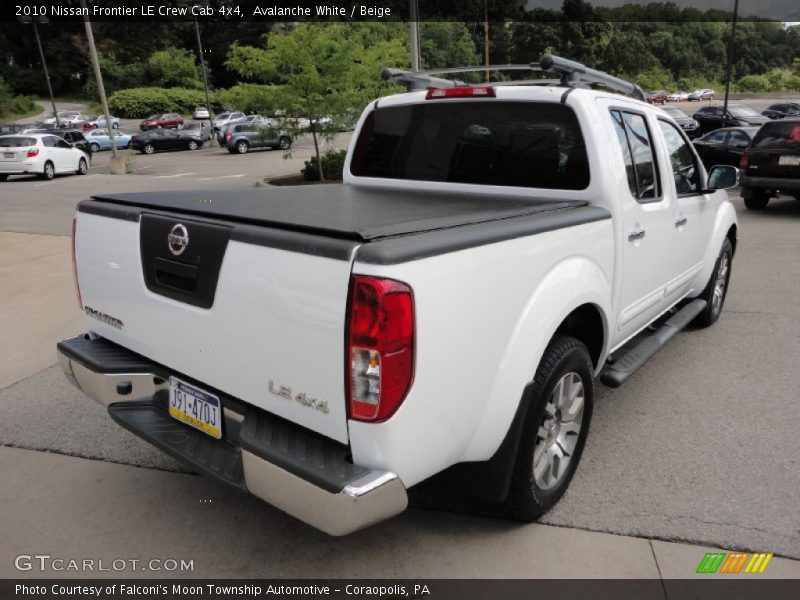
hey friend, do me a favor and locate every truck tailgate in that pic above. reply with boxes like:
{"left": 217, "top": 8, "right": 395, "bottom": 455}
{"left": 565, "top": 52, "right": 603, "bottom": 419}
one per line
{"left": 75, "top": 205, "right": 358, "bottom": 444}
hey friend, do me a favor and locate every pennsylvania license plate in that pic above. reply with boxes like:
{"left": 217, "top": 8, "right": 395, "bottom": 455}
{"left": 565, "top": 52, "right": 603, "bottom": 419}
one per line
{"left": 3, "top": 153, "right": 12, "bottom": 158}
{"left": 778, "top": 155, "right": 800, "bottom": 166}
{"left": 168, "top": 377, "right": 222, "bottom": 439}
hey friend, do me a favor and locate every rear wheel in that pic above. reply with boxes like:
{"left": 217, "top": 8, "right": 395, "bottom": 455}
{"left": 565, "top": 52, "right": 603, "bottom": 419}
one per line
{"left": 40, "top": 161, "right": 55, "bottom": 180}
{"left": 76, "top": 157, "right": 88, "bottom": 175}
{"left": 236, "top": 140, "right": 249, "bottom": 154}
{"left": 278, "top": 136, "right": 291, "bottom": 150}
{"left": 187, "top": 140, "right": 198, "bottom": 151}
{"left": 143, "top": 144, "right": 155, "bottom": 155}
{"left": 743, "top": 190, "right": 769, "bottom": 210}
{"left": 112, "top": 122, "right": 119, "bottom": 129}
{"left": 502, "top": 335, "right": 593, "bottom": 520}
{"left": 89, "top": 142, "right": 100, "bottom": 153}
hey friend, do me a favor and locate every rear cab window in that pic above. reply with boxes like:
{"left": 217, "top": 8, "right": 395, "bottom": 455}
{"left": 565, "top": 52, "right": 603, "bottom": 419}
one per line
{"left": 751, "top": 122, "right": 800, "bottom": 150}
{"left": 350, "top": 101, "right": 590, "bottom": 190}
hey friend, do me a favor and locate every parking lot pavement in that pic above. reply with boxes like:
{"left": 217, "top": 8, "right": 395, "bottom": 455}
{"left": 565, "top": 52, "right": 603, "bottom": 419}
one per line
{"left": 4, "top": 446, "right": 799, "bottom": 580}
{"left": 0, "top": 170, "right": 798, "bottom": 568}
{"left": 0, "top": 134, "right": 351, "bottom": 236}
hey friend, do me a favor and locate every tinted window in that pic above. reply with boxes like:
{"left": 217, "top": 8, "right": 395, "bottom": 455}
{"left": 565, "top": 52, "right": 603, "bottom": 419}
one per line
{"left": 42, "top": 136, "right": 59, "bottom": 147}
{"left": 752, "top": 122, "right": 800, "bottom": 150}
{"left": 727, "top": 131, "right": 750, "bottom": 146}
{"left": 0, "top": 137, "right": 36, "bottom": 147}
{"left": 610, "top": 110, "right": 659, "bottom": 200}
{"left": 57, "top": 139, "right": 72, "bottom": 149}
{"left": 350, "top": 101, "right": 589, "bottom": 190}
{"left": 706, "top": 130, "right": 727, "bottom": 144}
{"left": 658, "top": 120, "right": 701, "bottom": 195}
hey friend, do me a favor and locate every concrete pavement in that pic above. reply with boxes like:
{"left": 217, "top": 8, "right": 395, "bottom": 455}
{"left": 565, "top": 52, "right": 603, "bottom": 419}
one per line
{"left": 2, "top": 446, "right": 799, "bottom": 580}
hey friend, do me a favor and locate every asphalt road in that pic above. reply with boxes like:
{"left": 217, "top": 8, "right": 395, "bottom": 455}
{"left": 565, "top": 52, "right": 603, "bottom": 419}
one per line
{"left": 1, "top": 111, "right": 799, "bottom": 566}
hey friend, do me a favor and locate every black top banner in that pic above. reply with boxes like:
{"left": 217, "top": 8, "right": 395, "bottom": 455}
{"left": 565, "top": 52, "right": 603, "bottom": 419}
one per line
{"left": 7, "top": 0, "right": 800, "bottom": 23}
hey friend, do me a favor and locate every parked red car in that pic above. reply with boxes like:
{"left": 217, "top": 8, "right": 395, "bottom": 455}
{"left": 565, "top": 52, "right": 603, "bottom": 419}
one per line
{"left": 646, "top": 90, "right": 668, "bottom": 105}
{"left": 139, "top": 113, "right": 184, "bottom": 131}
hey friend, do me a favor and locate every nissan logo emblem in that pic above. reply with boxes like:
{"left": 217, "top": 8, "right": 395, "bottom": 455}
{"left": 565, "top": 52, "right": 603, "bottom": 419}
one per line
{"left": 168, "top": 224, "right": 189, "bottom": 256}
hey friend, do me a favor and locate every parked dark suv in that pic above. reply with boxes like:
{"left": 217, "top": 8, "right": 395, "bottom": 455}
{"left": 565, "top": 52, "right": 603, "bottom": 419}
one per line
{"left": 224, "top": 123, "right": 292, "bottom": 154}
{"left": 761, "top": 102, "right": 800, "bottom": 120}
{"left": 692, "top": 104, "right": 769, "bottom": 135}
{"left": 739, "top": 119, "right": 800, "bottom": 209}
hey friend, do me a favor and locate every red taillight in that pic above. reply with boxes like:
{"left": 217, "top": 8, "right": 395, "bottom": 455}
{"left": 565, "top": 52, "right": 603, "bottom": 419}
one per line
{"left": 347, "top": 276, "right": 414, "bottom": 422}
{"left": 26, "top": 148, "right": 39, "bottom": 158}
{"left": 225, "top": 131, "right": 232, "bottom": 139}
{"left": 71, "top": 218, "right": 83, "bottom": 309}
{"left": 739, "top": 151, "right": 749, "bottom": 169}
{"left": 425, "top": 86, "right": 496, "bottom": 100}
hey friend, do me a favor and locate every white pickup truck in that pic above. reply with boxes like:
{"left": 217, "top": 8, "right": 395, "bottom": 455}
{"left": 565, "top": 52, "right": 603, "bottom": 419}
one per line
{"left": 58, "top": 56, "right": 739, "bottom": 535}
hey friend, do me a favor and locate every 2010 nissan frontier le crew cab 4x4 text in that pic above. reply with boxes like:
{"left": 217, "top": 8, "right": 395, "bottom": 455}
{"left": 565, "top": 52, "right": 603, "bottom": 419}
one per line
{"left": 58, "top": 55, "right": 739, "bottom": 535}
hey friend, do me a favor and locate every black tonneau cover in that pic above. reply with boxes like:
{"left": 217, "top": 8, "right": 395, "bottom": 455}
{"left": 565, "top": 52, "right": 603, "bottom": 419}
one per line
{"left": 89, "top": 184, "right": 587, "bottom": 242}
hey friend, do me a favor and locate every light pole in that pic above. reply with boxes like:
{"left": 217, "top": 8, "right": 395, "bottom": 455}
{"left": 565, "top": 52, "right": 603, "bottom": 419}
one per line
{"left": 79, "top": 0, "right": 122, "bottom": 171}
{"left": 409, "top": 0, "right": 421, "bottom": 71}
{"left": 723, "top": 0, "right": 740, "bottom": 116}
{"left": 194, "top": 15, "right": 212, "bottom": 114}
{"left": 18, "top": 16, "right": 59, "bottom": 127}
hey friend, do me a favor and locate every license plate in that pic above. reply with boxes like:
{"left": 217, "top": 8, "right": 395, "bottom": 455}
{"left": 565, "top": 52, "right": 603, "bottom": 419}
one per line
{"left": 3, "top": 153, "right": 12, "bottom": 158}
{"left": 168, "top": 377, "right": 222, "bottom": 439}
{"left": 778, "top": 155, "right": 800, "bottom": 166}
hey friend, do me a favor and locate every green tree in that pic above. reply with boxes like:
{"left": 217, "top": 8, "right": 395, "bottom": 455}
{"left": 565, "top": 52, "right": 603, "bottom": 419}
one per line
{"left": 226, "top": 23, "right": 407, "bottom": 181}
{"left": 147, "top": 47, "right": 202, "bottom": 89}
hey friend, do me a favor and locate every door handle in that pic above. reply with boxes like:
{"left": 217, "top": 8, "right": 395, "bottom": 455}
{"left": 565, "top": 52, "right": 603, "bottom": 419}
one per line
{"left": 675, "top": 217, "right": 688, "bottom": 227}
{"left": 627, "top": 229, "right": 646, "bottom": 242}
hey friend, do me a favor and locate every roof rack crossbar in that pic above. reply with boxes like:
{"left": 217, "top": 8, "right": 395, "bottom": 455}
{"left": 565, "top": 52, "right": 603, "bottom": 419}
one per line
{"left": 382, "top": 54, "right": 645, "bottom": 101}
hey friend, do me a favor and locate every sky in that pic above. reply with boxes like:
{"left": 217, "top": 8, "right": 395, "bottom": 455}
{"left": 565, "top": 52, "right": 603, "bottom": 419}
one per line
{"left": 524, "top": 1, "right": 800, "bottom": 21}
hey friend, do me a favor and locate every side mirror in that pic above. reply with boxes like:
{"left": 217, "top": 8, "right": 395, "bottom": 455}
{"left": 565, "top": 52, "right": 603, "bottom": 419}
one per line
{"left": 735, "top": 141, "right": 749, "bottom": 149}
{"left": 706, "top": 165, "right": 739, "bottom": 190}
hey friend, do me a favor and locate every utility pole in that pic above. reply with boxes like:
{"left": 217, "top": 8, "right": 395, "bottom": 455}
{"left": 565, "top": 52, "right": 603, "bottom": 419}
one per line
{"left": 409, "top": 0, "right": 421, "bottom": 71}
{"left": 79, "top": 0, "right": 123, "bottom": 172}
{"left": 723, "top": 0, "right": 739, "bottom": 116}
{"left": 194, "top": 15, "right": 212, "bottom": 114}
{"left": 18, "top": 16, "right": 59, "bottom": 128}
{"left": 484, "top": 0, "right": 490, "bottom": 82}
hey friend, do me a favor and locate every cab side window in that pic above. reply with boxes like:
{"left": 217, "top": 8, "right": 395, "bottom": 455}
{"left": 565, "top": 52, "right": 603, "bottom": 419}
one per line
{"left": 658, "top": 120, "right": 701, "bottom": 195}
{"left": 610, "top": 109, "right": 660, "bottom": 202}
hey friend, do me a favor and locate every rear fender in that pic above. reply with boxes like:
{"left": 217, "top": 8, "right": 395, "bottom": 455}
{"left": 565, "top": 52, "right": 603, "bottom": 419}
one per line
{"left": 463, "top": 256, "right": 611, "bottom": 460}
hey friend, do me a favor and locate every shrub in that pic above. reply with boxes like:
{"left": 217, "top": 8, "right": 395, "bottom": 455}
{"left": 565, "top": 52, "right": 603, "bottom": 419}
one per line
{"left": 107, "top": 87, "right": 216, "bottom": 118}
{"left": 302, "top": 149, "right": 347, "bottom": 182}
{"left": 218, "top": 84, "right": 278, "bottom": 114}
{"left": 8, "top": 94, "right": 36, "bottom": 115}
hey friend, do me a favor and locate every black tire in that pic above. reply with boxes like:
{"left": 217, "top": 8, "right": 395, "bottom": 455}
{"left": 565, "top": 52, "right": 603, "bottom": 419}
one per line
{"left": 692, "top": 238, "right": 733, "bottom": 328}
{"left": 40, "top": 161, "right": 55, "bottom": 180}
{"left": 76, "top": 157, "right": 88, "bottom": 175}
{"left": 236, "top": 140, "right": 249, "bottom": 154}
{"left": 743, "top": 191, "right": 769, "bottom": 210}
{"left": 187, "top": 140, "right": 198, "bottom": 151}
{"left": 112, "top": 122, "right": 119, "bottom": 129}
{"left": 502, "top": 335, "right": 594, "bottom": 521}
{"left": 143, "top": 144, "right": 155, "bottom": 155}
{"left": 278, "top": 136, "right": 292, "bottom": 150}
{"left": 89, "top": 143, "right": 100, "bottom": 153}
{"left": 0, "top": 175, "right": 8, "bottom": 182}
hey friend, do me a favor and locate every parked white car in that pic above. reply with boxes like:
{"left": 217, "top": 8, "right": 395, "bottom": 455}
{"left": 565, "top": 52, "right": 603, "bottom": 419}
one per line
{"left": 88, "top": 115, "right": 120, "bottom": 129}
{"left": 58, "top": 56, "right": 738, "bottom": 535}
{"left": 193, "top": 106, "right": 211, "bottom": 120}
{"left": 667, "top": 90, "right": 689, "bottom": 101}
{"left": 211, "top": 111, "right": 245, "bottom": 131}
{"left": 42, "top": 111, "right": 80, "bottom": 126}
{"left": 0, "top": 133, "right": 89, "bottom": 181}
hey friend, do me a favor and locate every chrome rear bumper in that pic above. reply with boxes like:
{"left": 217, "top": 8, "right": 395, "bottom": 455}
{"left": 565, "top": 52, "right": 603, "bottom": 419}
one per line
{"left": 57, "top": 336, "right": 407, "bottom": 536}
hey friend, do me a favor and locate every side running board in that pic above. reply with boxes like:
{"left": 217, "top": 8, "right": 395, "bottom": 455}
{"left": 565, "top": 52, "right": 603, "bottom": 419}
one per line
{"left": 600, "top": 299, "right": 707, "bottom": 388}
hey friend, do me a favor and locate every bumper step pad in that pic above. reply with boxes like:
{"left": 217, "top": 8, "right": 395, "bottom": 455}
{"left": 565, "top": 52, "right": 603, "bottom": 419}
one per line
{"left": 108, "top": 400, "right": 245, "bottom": 489}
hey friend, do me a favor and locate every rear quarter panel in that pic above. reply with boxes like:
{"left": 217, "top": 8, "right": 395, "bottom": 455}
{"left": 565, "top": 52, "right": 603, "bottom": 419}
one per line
{"left": 348, "top": 218, "right": 614, "bottom": 487}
